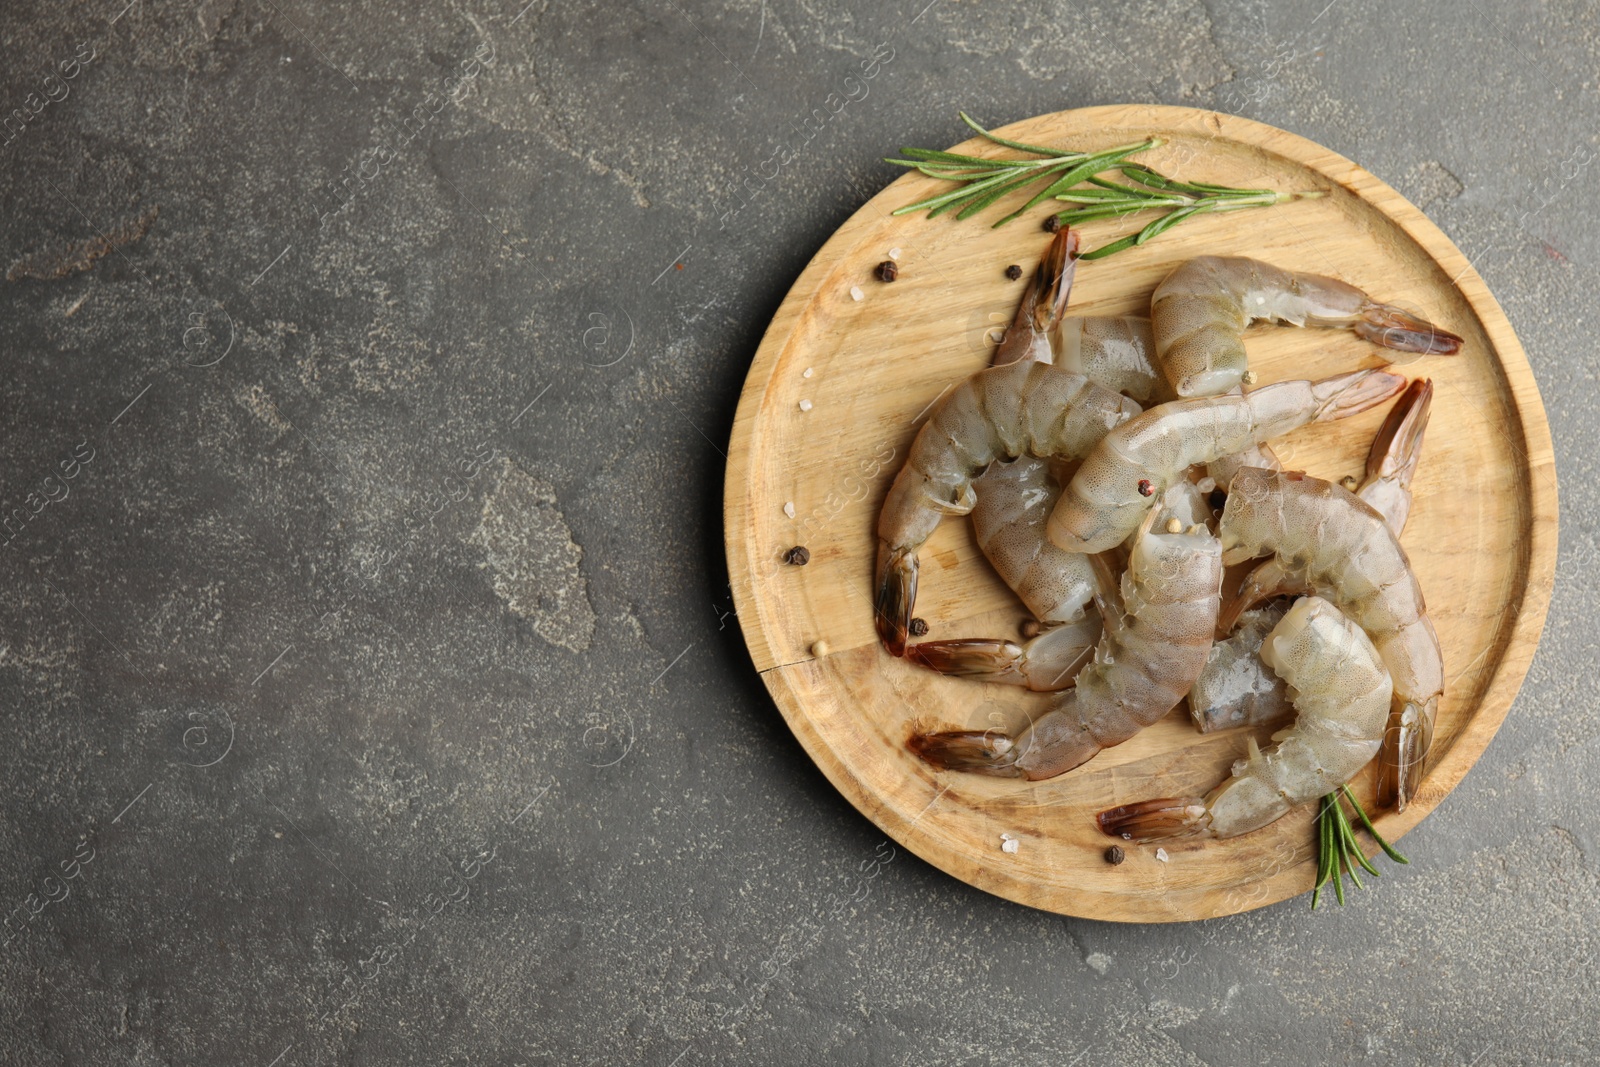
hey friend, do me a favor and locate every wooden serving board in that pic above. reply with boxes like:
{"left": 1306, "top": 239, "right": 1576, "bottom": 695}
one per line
{"left": 723, "top": 105, "right": 1557, "bottom": 922}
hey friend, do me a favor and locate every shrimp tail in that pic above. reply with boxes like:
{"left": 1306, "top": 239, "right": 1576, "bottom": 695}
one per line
{"left": 1365, "top": 377, "right": 1434, "bottom": 485}
{"left": 906, "top": 730, "right": 1025, "bottom": 777}
{"left": 1216, "top": 557, "right": 1302, "bottom": 633}
{"left": 1097, "top": 797, "right": 1211, "bottom": 841}
{"left": 907, "top": 639, "right": 1030, "bottom": 685}
{"left": 1309, "top": 368, "right": 1408, "bottom": 421}
{"left": 993, "top": 228, "right": 1079, "bottom": 367}
{"left": 1376, "top": 701, "right": 1435, "bottom": 811}
{"left": 1029, "top": 227, "right": 1079, "bottom": 333}
{"left": 1354, "top": 302, "right": 1464, "bottom": 355}
{"left": 874, "top": 542, "right": 917, "bottom": 657}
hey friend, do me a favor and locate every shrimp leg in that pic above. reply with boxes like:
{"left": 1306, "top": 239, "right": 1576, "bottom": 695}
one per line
{"left": 1098, "top": 596, "right": 1392, "bottom": 840}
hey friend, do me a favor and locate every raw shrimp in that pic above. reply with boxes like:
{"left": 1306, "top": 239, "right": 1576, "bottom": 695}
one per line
{"left": 874, "top": 359, "right": 1141, "bottom": 656}
{"left": 907, "top": 504, "right": 1223, "bottom": 780}
{"left": 968, "top": 457, "right": 1095, "bottom": 624}
{"left": 909, "top": 455, "right": 1103, "bottom": 691}
{"left": 1216, "top": 468, "right": 1443, "bottom": 812}
{"left": 1151, "top": 255, "right": 1462, "bottom": 398}
{"left": 911, "top": 467, "right": 1211, "bottom": 692}
{"left": 1047, "top": 370, "right": 1406, "bottom": 555}
{"left": 1097, "top": 595, "right": 1392, "bottom": 840}
{"left": 910, "top": 231, "right": 1157, "bottom": 687}
{"left": 1189, "top": 378, "right": 1434, "bottom": 732}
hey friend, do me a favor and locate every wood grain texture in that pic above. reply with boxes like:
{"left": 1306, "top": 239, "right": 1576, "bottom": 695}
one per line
{"left": 723, "top": 105, "right": 1557, "bottom": 922}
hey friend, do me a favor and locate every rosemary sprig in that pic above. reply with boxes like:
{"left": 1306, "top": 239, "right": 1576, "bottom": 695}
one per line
{"left": 1055, "top": 163, "right": 1316, "bottom": 260}
{"left": 1311, "top": 785, "right": 1408, "bottom": 909}
{"left": 886, "top": 113, "right": 1321, "bottom": 259}
{"left": 886, "top": 114, "right": 1159, "bottom": 225}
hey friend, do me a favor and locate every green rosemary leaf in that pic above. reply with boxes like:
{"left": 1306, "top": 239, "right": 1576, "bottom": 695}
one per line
{"left": 1342, "top": 785, "right": 1409, "bottom": 865}
{"left": 958, "top": 111, "right": 1078, "bottom": 157}
{"left": 1312, "top": 796, "right": 1335, "bottom": 910}
{"left": 1075, "top": 229, "right": 1143, "bottom": 261}
{"left": 1084, "top": 175, "right": 1163, "bottom": 197}
{"left": 1339, "top": 799, "right": 1384, "bottom": 879}
{"left": 1055, "top": 186, "right": 1135, "bottom": 201}
{"left": 884, "top": 157, "right": 1000, "bottom": 174}
{"left": 894, "top": 147, "right": 1044, "bottom": 167}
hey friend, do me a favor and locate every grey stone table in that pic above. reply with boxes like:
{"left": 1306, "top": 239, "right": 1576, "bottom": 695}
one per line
{"left": 0, "top": 1, "right": 1592, "bottom": 1063}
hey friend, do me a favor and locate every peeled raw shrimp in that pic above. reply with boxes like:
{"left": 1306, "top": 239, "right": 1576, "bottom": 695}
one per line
{"left": 1216, "top": 467, "right": 1443, "bottom": 812}
{"left": 873, "top": 359, "right": 1141, "bottom": 656}
{"left": 908, "top": 454, "right": 1103, "bottom": 691}
{"left": 1097, "top": 595, "right": 1392, "bottom": 840}
{"left": 908, "top": 499, "right": 1223, "bottom": 780}
{"left": 1047, "top": 370, "right": 1406, "bottom": 555}
{"left": 1151, "top": 255, "right": 1462, "bottom": 398}
{"left": 1152, "top": 255, "right": 1456, "bottom": 488}
{"left": 911, "top": 231, "right": 1158, "bottom": 687}
{"left": 911, "top": 460, "right": 1213, "bottom": 692}
{"left": 1189, "top": 378, "right": 1434, "bottom": 732}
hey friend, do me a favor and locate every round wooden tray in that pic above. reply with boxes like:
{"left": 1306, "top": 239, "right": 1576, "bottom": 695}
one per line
{"left": 723, "top": 105, "right": 1557, "bottom": 922}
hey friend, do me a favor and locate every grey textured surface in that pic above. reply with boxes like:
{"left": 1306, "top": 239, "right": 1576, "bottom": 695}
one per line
{"left": 0, "top": 0, "right": 1591, "bottom": 1064}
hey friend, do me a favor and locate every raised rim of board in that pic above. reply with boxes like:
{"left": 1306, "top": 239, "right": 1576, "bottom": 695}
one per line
{"left": 723, "top": 104, "right": 1558, "bottom": 921}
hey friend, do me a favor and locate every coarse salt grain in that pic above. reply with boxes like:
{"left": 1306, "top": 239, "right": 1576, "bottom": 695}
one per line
{"left": 888, "top": 248, "right": 902, "bottom": 260}
{"left": 1155, "top": 847, "right": 1170, "bottom": 863}
{"left": 802, "top": 367, "right": 814, "bottom": 378}
{"left": 798, "top": 399, "right": 813, "bottom": 412}
{"left": 1000, "top": 833, "right": 1020, "bottom": 854}
{"left": 849, "top": 285, "right": 864, "bottom": 301}
{"left": 783, "top": 501, "right": 796, "bottom": 518}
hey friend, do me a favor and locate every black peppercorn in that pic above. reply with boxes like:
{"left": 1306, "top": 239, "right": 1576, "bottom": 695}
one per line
{"left": 1208, "top": 489, "right": 1227, "bottom": 511}
{"left": 1137, "top": 479, "right": 1154, "bottom": 497}
{"left": 783, "top": 545, "right": 810, "bottom": 566}
{"left": 874, "top": 260, "right": 898, "bottom": 282}
{"left": 909, "top": 617, "right": 929, "bottom": 637}
{"left": 1042, "top": 216, "right": 1061, "bottom": 233}
{"left": 1005, "top": 264, "right": 1023, "bottom": 281}
{"left": 1105, "top": 845, "right": 1126, "bottom": 865}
